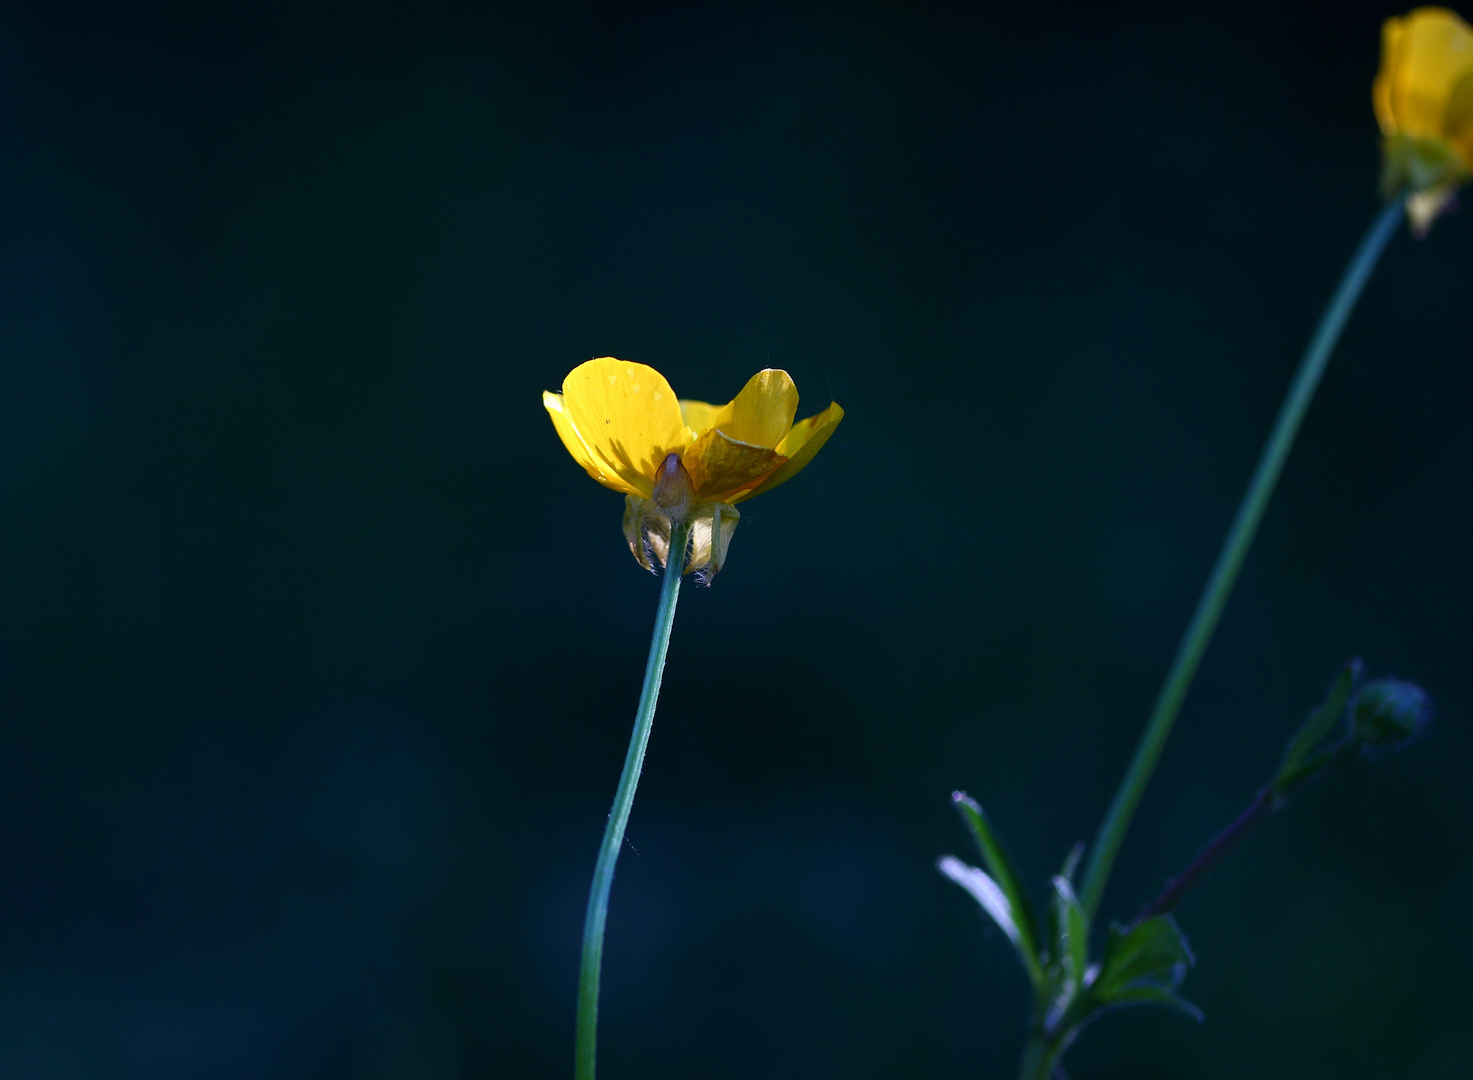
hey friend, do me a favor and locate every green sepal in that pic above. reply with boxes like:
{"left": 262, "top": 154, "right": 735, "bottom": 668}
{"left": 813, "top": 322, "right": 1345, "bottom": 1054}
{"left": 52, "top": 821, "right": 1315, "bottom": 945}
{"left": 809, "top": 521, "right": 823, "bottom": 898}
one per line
{"left": 1092, "top": 916, "right": 1193, "bottom": 1002}
{"left": 1379, "top": 133, "right": 1471, "bottom": 201}
{"left": 1277, "top": 660, "right": 1359, "bottom": 790}
{"left": 951, "top": 793, "right": 1043, "bottom": 982}
{"left": 1277, "top": 747, "right": 1336, "bottom": 791}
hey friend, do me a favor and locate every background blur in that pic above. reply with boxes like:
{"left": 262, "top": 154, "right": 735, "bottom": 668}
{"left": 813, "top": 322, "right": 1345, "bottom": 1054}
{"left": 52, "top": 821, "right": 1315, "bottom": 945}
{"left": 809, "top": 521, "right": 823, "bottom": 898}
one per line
{"left": 2, "top": 1, "right": 1469, "bottom": 1077}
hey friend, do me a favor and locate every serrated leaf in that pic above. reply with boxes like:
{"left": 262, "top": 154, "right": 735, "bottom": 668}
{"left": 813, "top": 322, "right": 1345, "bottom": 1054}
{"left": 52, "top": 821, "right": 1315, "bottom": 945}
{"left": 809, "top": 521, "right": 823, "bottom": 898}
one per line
{"left": 952, "top": 793, "right": 1042, "bottom": 977}
{"left": 1102, "top": 982, "right": 1204, "bottom": 1023}
{"left": 1278, "top": 660, "right": 1360, "bottom": 785}
{"left": 1094, "top": 916, "right": 1194, "bottom": 1000}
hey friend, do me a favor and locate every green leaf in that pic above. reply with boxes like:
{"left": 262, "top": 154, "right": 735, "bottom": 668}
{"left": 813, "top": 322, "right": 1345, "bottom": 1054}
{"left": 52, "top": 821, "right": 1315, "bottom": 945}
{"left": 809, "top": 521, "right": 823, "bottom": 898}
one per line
{"left": 1058, "top": 842, "right": 1085, "bottom": 885}
{"left": 1037, "top": 875, "right": 1091, "bottom": 1032}
{"left": 952, "top": 793, "right": 1042, "bottom": 978}
{"left": 1093, "top": 916, "right": 1194, "bottom": 1000}
{"left": 1101, "top": 982, "right": 1204, "bottom": 1024}
{"left": 1051, "top": 875, "right": 1089, "bottom": 993}
{"left": 938, "top": 855, "right": 1043, "bottom": 988}
{"left": 1277, "top": 660, "right": 1360, "bottom": 787}
{"left": 938, "top": 857, "right": 1017, "bottom": 941}
{"left": 1276, "top": 747, "right": 1337, "bottom": 791}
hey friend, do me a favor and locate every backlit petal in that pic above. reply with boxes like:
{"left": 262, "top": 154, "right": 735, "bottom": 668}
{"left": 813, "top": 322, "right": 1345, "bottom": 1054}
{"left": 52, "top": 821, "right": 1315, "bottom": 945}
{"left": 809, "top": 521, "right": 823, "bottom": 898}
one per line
{"left": 710, "top": 369, "right": 799, "bottom": 448}
{"left": 561, "top": 358, "right": 689, "bottom": 498}
{"left": 683, "top": 428, "right": 784, "bottom": 502}
{"left": 679, "top": 399, "right": 721, "bottom": 433}
{"left": 741, "top": 402, "right": 844, "bottom": 500}
{"left": 544, "top": 390, "right": 629, "bottom": 490}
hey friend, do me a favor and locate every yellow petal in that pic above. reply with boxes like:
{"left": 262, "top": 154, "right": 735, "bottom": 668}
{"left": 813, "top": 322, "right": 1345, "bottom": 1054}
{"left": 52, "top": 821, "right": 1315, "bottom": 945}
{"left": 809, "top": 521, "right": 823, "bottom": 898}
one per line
{"left": 1442, "top": 69, "right": 1473, "bottom": 163}
{"left": 683, "top": 428, "right": 784, "bottom": 502}
{"left": 710, "top": 369, "right": 799, "bottom": 448}
{"left": 544, "top": 390, "right": 626, "bottom": 489}
{"left": 740, "top": 401, "right": 844, "bottom": 500}
{"left": 561, "top": 357, "right": 689, "bottom": 499}
{"left": 679, "top": 398, "right": 721, "bottom": 433}
{"left": 1383, "top": 8, "right": 1473, "bottom": 140}
{"left": 1374, "top": 16, "right": 1408, "bottom": 136}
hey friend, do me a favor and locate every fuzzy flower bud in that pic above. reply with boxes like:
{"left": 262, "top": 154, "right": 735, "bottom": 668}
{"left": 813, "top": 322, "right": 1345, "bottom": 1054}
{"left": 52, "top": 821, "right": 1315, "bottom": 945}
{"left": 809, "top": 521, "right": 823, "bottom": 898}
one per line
{"left": 1351, "top": 679, "right": 1432, "bottom": 748}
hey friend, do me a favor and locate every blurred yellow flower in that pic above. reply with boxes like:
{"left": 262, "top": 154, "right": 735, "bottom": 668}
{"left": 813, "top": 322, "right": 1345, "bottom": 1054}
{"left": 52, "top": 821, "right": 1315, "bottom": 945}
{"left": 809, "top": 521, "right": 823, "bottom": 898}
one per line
{"left": 1374, "top": 6, "right": 1473, "bottom": 232}
{"left": 544, "top": 357, "right": 843, "bottom": 577}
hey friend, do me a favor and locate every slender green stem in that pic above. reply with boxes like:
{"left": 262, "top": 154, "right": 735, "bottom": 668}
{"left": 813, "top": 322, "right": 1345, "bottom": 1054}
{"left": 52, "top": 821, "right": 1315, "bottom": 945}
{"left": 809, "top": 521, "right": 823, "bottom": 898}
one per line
{"left": 575, "top": 522, "right": 692, "bottom": 1080}
{"left": 1077, "top": 199, "right": 1405, "bottom": 920}
{"left": 1016, "top": 1031, "right": 1063, "bottom": 1080}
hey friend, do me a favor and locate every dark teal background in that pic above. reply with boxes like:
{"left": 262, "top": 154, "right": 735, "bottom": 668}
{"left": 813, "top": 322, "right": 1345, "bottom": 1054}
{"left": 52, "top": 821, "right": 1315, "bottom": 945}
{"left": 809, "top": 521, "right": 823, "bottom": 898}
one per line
{"left": 2, "top": 2, "right": 1469, "bottom": 1077}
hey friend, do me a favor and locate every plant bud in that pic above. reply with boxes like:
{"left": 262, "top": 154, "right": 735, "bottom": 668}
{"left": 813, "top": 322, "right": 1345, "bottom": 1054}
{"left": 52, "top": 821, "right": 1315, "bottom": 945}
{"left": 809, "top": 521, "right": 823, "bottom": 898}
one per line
{"left": 1351, "top": 679, "right": 1430, "bottom": 749}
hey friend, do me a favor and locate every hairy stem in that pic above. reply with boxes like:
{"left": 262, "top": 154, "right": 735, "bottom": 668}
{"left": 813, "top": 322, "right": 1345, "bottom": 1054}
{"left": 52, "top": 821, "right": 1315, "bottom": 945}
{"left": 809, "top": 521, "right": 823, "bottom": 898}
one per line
{"left": 1136, "top": 786, "right": 1276, "bottom": 923}
{"left": 1135, "top": 737, "right": 1360, "bottom": 922}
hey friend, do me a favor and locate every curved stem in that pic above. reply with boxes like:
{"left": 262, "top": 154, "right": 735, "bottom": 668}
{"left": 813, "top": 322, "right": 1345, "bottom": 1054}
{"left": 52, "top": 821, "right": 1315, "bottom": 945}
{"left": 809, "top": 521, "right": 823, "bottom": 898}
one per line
{"left": 1077, "top": 199, "right": 1405, "bottom": 920}
{"left": 575, "top": 522, "right": 692, "bottom": 1080}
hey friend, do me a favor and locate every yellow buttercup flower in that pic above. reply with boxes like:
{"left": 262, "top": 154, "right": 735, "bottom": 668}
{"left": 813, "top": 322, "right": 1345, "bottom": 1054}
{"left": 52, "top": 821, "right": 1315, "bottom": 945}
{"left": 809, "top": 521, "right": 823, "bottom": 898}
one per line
{"left": 544, "top": 357, "right": 843, "bottom": 577}
{"left": 1374, "top": 7, "right": 1473, "bottom": 232}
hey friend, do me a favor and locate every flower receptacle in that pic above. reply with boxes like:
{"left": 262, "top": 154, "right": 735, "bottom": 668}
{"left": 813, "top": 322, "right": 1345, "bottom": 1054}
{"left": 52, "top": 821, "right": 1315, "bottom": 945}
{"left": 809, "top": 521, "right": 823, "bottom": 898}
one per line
{"left": 651, "top": 453, "right": 695, "bottom": 521}
{"left": 1380, "top": 134, "right": 1468, "bottom": 235}
{"left": 623, "top": 456, "right": 742, "bottom": 581}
